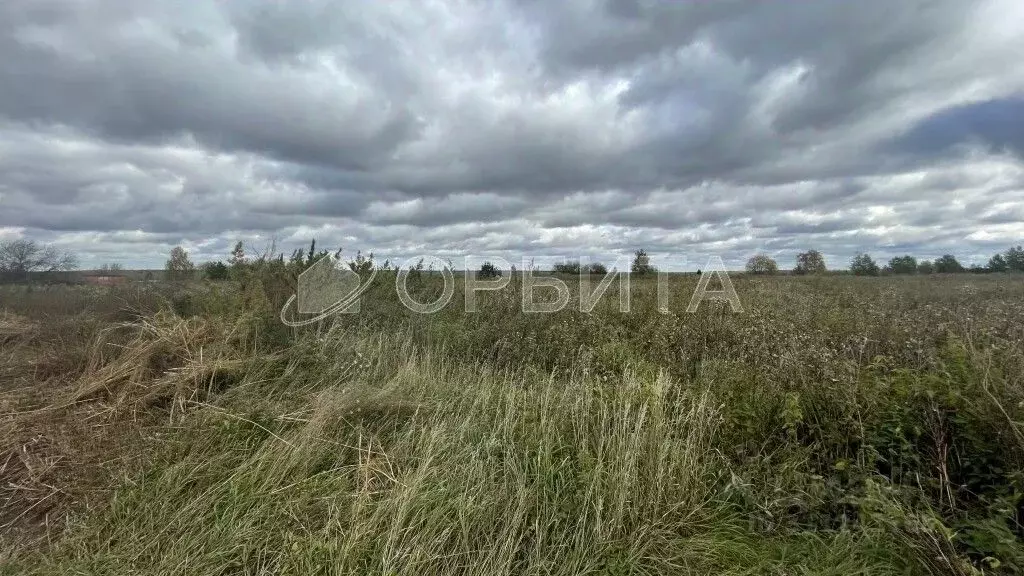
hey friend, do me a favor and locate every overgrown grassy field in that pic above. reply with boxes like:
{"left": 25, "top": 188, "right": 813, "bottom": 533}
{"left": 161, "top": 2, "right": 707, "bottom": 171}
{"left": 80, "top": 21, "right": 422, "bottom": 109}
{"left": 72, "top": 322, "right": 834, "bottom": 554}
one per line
{"left": 0, "top": 272, "right": 1022, "bottom": 575}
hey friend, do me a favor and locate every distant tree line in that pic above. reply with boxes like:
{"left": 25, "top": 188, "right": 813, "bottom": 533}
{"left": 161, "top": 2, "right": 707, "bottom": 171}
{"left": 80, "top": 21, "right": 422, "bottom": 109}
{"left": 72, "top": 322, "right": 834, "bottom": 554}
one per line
{"left": 2, "top": 238, "right": 1023, "bottom": 285}
{"left": 745, "top": 246, "right": 1024, "bottom": 276}
{"left": 181, "top": 239, "right": 366, "bottom": 282}
{"left": 847, "top": 248, "right": 1024, "bottom": 276}
{"left": 187, "top": 243, "right": 1024, "bottom": 279}
{"left": 552, "top": 260, "right": 610, "bottom": 275}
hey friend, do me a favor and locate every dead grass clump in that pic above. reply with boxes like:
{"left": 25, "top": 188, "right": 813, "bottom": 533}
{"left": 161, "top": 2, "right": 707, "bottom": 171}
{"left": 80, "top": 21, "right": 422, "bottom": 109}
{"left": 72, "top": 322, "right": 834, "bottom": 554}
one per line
{"left": 1, "top": 311, "right": 120, "bottom": 395}
{"left": 71, "top": 311, "right": 256, "bottom": 417}
{"left": 0, "top": 313, "right": 38, "bottom": 391}
{"left": 0, "top": 312, "right": 35, "bottom": 345}
{"left": 0, "top": 310, "right": 266, "bottom": 546}
{"left": 0, "top": 403, "right": 148, "bottom": 546}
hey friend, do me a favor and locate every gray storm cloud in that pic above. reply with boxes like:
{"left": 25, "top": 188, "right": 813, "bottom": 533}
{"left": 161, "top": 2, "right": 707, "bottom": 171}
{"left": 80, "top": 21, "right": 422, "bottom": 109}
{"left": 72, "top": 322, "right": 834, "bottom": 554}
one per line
{"left": 0, "top": 0, "right": 1023, "bottom": 269}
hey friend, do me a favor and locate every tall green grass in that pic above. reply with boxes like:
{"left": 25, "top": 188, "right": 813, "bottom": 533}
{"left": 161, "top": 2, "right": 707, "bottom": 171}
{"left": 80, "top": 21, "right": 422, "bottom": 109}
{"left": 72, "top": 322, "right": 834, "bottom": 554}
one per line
{"left": 1, "top": 274, "right": 1022, "bottom": 574}
{"left": 9, "top": 327, "right": 914, "bottom": 575}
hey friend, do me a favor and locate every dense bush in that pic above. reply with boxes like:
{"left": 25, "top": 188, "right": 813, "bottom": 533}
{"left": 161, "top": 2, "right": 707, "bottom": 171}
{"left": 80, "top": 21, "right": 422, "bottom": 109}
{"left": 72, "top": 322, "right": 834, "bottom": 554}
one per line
{"left": 935, "top": 254, "right": 965, "bottom": 274}
{"left": 478, "top": 261, "right": 501, "bottom": 278}
{"left": 201, "top": 260, "right": 229, "bottom": 280}
{"left": 794, "top": 249, "right": 827, "bottom": 274}
{"left": 745, "top": 254, "right": 779, "bottom": 275}
{"left": 552, "top": 260, "right": 581, "bottom": 274}
{"left": 850, "top": 253, "right": 880, "bottom": 276}
{"left": 887, "top": 255, "right": 918, "bottom": 275}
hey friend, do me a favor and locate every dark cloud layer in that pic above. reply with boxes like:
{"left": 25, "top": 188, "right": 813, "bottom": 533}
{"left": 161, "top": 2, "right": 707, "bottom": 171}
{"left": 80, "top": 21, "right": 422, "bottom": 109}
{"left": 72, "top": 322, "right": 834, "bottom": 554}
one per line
{"left": 1, "top": 0, "right": 1023, "bottom": 270}
{"left": 892, "top": 97, "right": 1024, "bottom": 158}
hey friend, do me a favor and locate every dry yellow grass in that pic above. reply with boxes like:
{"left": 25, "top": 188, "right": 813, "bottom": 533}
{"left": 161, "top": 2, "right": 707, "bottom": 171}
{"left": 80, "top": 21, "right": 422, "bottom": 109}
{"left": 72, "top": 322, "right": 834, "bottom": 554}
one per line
{"left": 0, "top": 308, "right": 273, "bottom": 547}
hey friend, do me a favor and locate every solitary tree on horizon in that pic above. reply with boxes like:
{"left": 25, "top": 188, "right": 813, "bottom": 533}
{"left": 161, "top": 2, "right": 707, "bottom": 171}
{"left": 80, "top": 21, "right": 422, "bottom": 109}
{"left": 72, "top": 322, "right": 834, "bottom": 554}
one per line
{"left": 746, "top": 254, "right": 778, "bottom": 275}
{"left": 478, "top": 261, "right": 501, "bottom": 279}
{"left": 794, "top": 250, "right": 827, "bottom": 275}
{"left": 631, "top": 250, "right": 656, "bottom": 276}
{"left": 165, "top": 246, "right": 195, "bottom": 281}
{"left": 850, "top": 253, "right": 879, "bottom": 276}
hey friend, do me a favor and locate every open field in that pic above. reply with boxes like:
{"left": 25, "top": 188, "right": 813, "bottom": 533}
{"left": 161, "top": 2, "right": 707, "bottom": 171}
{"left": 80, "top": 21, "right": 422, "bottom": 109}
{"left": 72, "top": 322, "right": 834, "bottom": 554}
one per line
{"left": 1, "top": 273, "right": 1023, "bottom": 575}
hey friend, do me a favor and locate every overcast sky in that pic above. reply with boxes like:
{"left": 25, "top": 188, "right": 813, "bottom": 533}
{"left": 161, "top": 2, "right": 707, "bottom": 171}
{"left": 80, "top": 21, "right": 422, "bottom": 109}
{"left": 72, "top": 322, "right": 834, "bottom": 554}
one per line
{"left": 1, "top": 0, "right": 1023, "bottom": 270}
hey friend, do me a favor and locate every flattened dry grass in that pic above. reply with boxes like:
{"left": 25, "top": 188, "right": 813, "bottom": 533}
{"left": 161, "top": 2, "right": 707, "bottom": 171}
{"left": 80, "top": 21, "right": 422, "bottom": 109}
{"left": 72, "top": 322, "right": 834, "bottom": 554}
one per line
{"left": 0, "top": 307, "right": 275, "bottom": 548}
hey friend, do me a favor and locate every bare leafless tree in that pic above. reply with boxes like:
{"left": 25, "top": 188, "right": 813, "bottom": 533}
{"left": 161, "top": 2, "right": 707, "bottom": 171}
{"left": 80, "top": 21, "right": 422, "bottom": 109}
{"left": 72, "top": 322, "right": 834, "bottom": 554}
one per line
{"left": 0, "top": 239, "right": 78, "bottom": 280}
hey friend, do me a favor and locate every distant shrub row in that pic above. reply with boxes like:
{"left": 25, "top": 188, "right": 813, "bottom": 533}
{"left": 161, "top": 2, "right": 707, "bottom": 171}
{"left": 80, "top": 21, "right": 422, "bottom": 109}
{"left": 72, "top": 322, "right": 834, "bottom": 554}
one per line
{"left": 746, "top": 246, "right": 1024, "bottom": 276}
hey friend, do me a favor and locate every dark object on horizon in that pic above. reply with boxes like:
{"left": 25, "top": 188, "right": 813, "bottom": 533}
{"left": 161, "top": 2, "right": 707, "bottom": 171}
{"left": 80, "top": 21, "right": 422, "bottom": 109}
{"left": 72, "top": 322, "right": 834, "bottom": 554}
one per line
{"left": 0, "top": 239, "right": 78, "bottom": 282}
{"left": 202, "top": 261, "right": 230, "bottom": 280}
{"left": 478, "top": 262, "right": 501, "bottom": 279}
{"left": 696, "top": 269, "right": 702, "bottom": 275}
{"left": 794, "top": 250, "right": 827, "bottom": 275}
{"left": 631, "top": 249, "right": 657, "bottom": 275}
